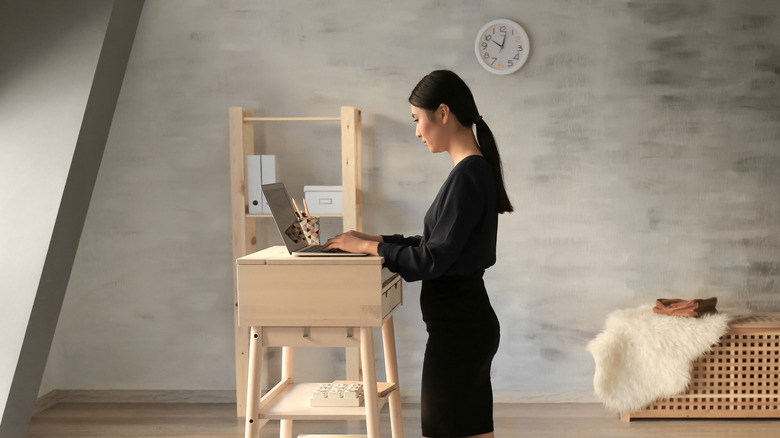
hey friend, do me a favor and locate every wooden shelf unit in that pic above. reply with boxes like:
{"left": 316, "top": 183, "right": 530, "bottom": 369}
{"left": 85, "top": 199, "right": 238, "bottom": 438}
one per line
{"left": 228, "top": 106, "right": 364, "bottom": 417}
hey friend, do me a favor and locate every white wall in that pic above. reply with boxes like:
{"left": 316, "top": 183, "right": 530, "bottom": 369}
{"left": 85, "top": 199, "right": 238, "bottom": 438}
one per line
{"left": 44, "top": 0, "right": 780, "bottom": 403}
{"left": 0, "top": 0, "right": 114, "bottom": 420}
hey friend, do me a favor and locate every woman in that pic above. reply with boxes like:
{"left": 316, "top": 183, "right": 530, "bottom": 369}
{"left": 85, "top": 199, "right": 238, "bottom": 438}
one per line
{"left": 323, "top": 70, "right": 512, "bottom": 438}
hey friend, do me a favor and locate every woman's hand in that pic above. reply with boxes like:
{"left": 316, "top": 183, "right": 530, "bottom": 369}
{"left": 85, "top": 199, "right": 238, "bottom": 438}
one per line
{"left": 322, "top": 230, "right": 382, "bottom": 255}
{"left": 341, "top": 230, "right": 383, "bottom": 242}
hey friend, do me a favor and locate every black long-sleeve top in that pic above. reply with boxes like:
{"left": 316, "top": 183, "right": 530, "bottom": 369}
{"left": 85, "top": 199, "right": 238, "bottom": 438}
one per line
{"left": 377, "top": 155, "right": 498, "bottom": 282}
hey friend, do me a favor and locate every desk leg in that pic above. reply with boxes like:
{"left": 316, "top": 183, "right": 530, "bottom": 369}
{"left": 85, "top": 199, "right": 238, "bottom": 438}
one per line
{"left": 245, "top": 327, "right": 265, "bottom": 438}
{"left": 280, "top": 346, "right": 294, "bottom": 438}
{"left": 382, "top": 317, "right": 404, "bottom": 438}
{"left": 360, "top": 327, "right": 381, "bottom": 438}
{"left": 280, "top": 419, "right": 293, "bottom": 438}
{"left": 347, "top": 347, "right": 361, "bottom": 381}
{"left": 236, "top": 324, "right": 250, "bottom": 416}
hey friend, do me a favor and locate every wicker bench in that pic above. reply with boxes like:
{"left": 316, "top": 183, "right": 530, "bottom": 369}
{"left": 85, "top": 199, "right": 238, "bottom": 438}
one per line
{"left": 622, "top": 312, "right": 780, "bottom": 421}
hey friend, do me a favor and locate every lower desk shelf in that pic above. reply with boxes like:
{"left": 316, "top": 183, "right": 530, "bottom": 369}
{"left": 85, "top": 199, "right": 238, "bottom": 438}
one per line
{"left": 260, "top": 382, "right": 394, "bottom": 421}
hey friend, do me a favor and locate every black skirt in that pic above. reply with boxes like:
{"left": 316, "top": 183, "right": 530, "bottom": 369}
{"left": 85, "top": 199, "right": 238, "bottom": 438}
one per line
{"left": 419, "top": 270, "right": 500, "bottom": 438}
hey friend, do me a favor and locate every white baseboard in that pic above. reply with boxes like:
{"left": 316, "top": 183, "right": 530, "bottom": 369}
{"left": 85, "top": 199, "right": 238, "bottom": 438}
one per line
{"left": 36, "top": 388, "right": 598, "bottom": 413}
{"left": 35, "top": 389, "right": 236, "bottom": 413}
{"left": 399, "top": 389, "right": 598, "bottom": 404}
{"left": 34, "top": 390, "right": 65, "bottom": 415}
{"left": 494, "top": 390, "right": 599, "bottom": 403}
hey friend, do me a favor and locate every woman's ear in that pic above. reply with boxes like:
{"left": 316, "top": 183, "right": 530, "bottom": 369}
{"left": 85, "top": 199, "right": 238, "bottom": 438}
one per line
{"left": 438, "top": 104, "right": 451, "bottom": 124}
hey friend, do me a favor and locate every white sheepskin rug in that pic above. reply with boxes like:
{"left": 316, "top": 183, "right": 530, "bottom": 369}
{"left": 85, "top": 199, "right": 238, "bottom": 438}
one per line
{"left": 586, "top": 305, "right": 731, "bottom": 413}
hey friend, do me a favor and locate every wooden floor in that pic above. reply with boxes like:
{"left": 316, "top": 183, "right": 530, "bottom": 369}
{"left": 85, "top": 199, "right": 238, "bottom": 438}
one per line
{"left": 28, "top": 402, "right": 780, "bottom": 437}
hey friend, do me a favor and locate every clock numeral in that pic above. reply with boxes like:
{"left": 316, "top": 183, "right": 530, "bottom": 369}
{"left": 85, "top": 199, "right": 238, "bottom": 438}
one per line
{"left": 514, "top": 53, "right": 520, "bottom": 60}
{"left": 498, "top": 61, "right": 505, "bottom": 69}
{"left": 499, "top": 25, "right": 506, "bottom": 32}
{"left": 490, "top": 57, "right": 497, "bottom": 66}
{"left": 516, "top": 36, "right": 522, "bottom": 43}
{"left": 507, "top": 60, "right": 514, "bottom": 67}
{"left": 483, "top": 52, "right": 490, "bottom": 59}
{"left": 481, "top": 42, "right": 488, "bottom": 49}
{"left": 517, "top": 45, "right": 524, "bottom": 52}
{"left": 485, "top": 34, "right": 492, "bottom": 42}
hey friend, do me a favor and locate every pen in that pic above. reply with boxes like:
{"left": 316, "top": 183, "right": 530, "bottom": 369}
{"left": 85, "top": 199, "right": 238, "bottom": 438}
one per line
{"left": 303, "top": 199, "right": 311, "bottom": 218}
{"left": 292, "top": 198, "right": 303, "bottom": 217}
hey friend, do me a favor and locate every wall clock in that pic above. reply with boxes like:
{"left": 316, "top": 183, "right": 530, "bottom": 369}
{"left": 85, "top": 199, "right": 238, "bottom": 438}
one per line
{"left": 475, "top": 19, "right": 530, "bottom": 75}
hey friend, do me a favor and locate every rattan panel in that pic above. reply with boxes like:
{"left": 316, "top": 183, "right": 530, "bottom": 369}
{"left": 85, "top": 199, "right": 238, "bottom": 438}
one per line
{"left": 626, "top": 312, "right": 780, "bottom": 419}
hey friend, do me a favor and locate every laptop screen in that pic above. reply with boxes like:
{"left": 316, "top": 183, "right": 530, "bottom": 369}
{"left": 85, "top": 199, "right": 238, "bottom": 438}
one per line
{"left": 261, "top": 183, "right": 309, "bottom": 253}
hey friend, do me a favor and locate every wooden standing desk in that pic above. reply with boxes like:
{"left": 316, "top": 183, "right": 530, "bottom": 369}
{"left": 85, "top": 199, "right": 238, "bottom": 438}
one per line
{"left": 237, "top": 246, "right": 404, "bottom": 438}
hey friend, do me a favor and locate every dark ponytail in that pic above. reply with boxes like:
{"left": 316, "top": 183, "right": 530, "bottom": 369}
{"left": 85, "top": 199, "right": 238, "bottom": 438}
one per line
{"left": 409, "top": 70, "right": 514, "bottom": 213}
{"left": 473, "top": 118, "right": 513, "bottom": 213}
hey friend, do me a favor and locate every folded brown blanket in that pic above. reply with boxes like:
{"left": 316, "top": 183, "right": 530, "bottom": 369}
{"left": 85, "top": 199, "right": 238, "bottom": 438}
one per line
{"left": 653, "top": 297, "right": 717, "bottom": 317}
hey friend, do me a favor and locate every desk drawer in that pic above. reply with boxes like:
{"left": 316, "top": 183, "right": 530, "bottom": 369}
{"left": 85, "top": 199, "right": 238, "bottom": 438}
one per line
{"left": 381, "top": 275, "right": 402, "bottom": 320}
{"left": 238, "top": 263, "right": 400, "bottom": 327}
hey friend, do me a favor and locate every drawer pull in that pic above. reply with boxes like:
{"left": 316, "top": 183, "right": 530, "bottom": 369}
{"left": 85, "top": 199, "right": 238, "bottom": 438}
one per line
{"left": 303, "top": 327, "right": 311, "bottom": 338}
{"left": 346, "top": 327, "right": 354, "bottom": 338}
{"left": 382, "top": 281, "right": 399, "bottom": 298}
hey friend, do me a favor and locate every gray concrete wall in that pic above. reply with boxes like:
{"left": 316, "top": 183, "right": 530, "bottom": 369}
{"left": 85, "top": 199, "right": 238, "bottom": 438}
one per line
{"left": 44, "top": 0, "right": 780, "bottom": 402}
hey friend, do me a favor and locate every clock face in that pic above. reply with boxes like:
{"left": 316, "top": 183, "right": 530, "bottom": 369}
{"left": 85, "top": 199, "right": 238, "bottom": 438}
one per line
{"left": 475, "top": 19, "right": 530, "bottom": 75}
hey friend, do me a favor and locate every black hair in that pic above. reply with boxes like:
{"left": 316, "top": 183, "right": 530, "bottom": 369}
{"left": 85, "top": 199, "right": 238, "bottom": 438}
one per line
{"left": 408, "top": 70, "right": 514, "bottom": 213}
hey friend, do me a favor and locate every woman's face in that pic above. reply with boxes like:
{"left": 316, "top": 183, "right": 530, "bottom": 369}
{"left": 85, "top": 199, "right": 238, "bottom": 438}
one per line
{"left": 411, "top": 104, "right": 446, "bottom": 153}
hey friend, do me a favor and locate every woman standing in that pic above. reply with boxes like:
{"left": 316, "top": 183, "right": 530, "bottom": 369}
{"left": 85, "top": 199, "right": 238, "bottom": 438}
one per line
{"left": 323, "top": 70, "right": 512, "bottom": 438}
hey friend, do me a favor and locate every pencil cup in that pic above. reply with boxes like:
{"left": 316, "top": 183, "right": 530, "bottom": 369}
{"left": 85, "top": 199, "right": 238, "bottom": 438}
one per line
{"left": 297, "top": 216, "right": 320, "bottom": 245}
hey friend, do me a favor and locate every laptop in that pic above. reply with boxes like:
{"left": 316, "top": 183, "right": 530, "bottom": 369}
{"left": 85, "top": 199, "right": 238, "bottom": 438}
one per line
{"left": 261, "top": 182, "right": 367, "bottom": 257}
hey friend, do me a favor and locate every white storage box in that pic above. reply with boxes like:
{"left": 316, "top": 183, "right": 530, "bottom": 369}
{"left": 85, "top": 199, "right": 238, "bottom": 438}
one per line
{"left": 304, "top": 185, "right": 342, "bottom": 215}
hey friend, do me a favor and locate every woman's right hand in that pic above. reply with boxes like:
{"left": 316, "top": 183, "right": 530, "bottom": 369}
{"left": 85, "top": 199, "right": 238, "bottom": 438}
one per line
{"left": 322, "top": 230, "right": 380, "bottom": 255}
